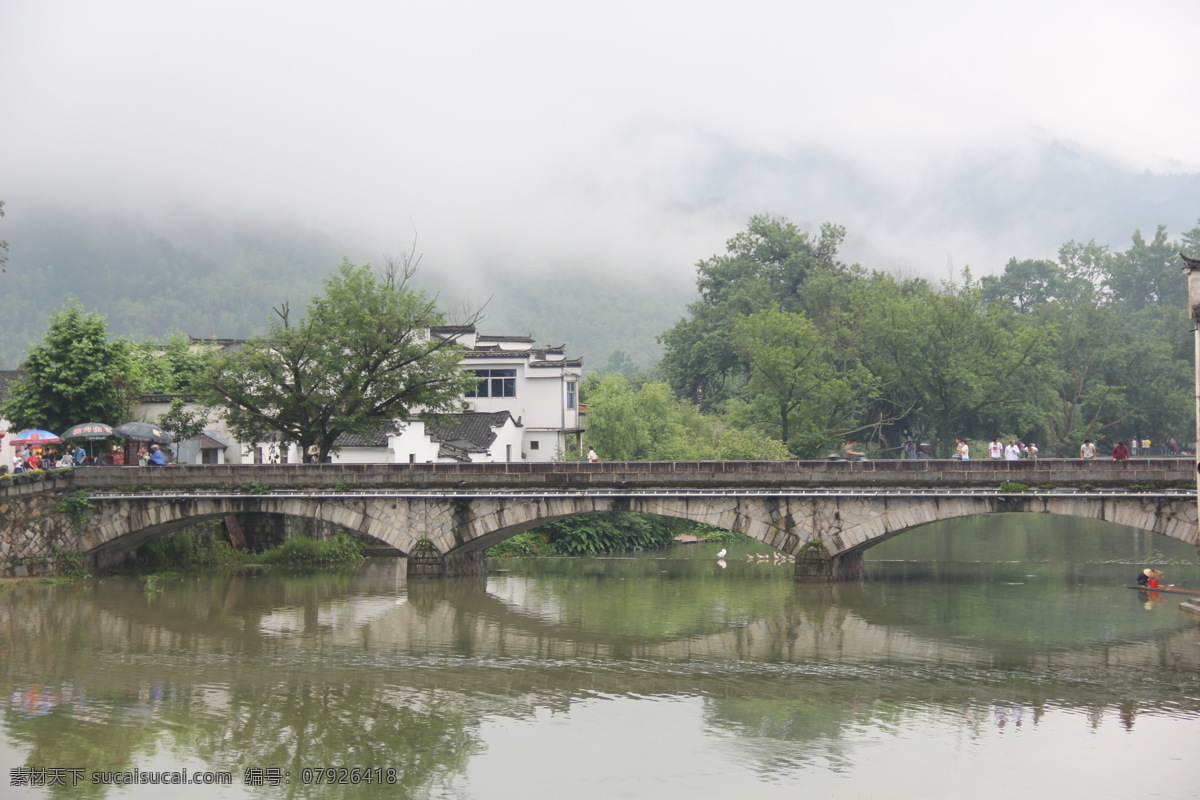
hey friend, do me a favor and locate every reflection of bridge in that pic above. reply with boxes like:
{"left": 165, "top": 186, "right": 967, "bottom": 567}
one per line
{"left": 7, "top": 564, "right": 1198, "bottom": 705}
{"left": 1, "top": 459, "right": 1196, "bottom": 579}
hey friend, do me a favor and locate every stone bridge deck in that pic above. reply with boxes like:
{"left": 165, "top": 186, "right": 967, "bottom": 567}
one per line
{"left": 11, "top": 456, "right": 1198, "bottom": 493}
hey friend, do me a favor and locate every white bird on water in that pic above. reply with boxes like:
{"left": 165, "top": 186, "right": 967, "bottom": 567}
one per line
{"left": 716, "top": 548, "right": 727, "bottom": 559}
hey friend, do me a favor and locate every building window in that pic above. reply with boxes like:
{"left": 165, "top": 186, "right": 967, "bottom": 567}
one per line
{"left": 466, "top": 368, "right": 517, "bottom": 397}
{"left": 566, "top": 380, "right": 577, "bottom": 410}
{"left": 530, "top": 440, "right": 540, "bottom": 450}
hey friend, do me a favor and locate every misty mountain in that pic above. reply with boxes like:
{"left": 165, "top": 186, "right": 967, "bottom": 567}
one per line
{"left": 1, "top": 141, "right": 1196, "bottom": 371}
{"left": 0, "top": 203, "right": 692, "bottom": 371}
{"left": 703, "top": 140, "right": 1200, "bottom": 274}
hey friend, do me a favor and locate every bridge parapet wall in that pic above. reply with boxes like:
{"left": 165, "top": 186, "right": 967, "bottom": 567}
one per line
{"left": 4, "top": 458, "right": 1192, "bottom": 497}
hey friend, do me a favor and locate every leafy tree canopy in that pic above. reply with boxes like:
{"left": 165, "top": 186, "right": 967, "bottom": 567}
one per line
{"left": 659, "top": 215, "right": 852, "bottom": 410}
{"left": 200, "top": 260, "right": 477, "bottom": 459}
{"left": 731, "top": 306, "right": 880, "bottom": 456}
{"left": 1, "top": 303, "right": 132, "bottom": 433}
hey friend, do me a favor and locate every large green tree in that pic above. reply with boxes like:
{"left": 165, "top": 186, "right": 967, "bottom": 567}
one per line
{"left": 1, "top": 304, "right": 132, "bottom": 433}
{"left": 201, "top": 260, "right": 476, "bottom": 460}
{"left": 861, "top": 272, "right": 1051, "bottom": 456}
{"left": 731, "top": 306, "right": 878, "bottom": 456}
{"left": 659, "top": 215, "right": 851, "bottom": 410}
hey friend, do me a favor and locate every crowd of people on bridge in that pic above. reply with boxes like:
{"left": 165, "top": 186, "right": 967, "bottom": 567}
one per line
{"left": 898, "top": 436, "right": 1190, "bottom": 460}
{"left": 10, "top": 444, "right": 92, "bottom": 472}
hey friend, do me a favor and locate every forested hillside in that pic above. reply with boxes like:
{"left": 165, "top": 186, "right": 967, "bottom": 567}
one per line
{"left": 0, "top": 204, "right": 691, "bottom": 371}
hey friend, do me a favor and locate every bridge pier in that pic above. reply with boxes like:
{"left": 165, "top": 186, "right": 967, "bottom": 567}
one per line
{"left": 406, "top": 540, "right": 488, "bottom": 579}
{"left": 794, "top": 547, "right": 863, "bottom": 582}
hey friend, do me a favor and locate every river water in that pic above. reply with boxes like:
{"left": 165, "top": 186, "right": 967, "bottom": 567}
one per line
{"left": 2, "top": 514, "right": 1199, "bottom": 800}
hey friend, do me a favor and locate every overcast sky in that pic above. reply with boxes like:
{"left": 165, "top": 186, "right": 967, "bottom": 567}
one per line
{"left": 4, "top": 0, "right": 1199, "bottom": 280}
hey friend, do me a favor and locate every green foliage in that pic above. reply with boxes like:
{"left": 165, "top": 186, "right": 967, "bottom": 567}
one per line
{"left": 659, "top": 215, "right": 852, "bottom": 410}
{"left": 490, "top": 512, "right": 685, "bottom": 557}
{"left": 1, "top": 303, "right": 132, "bottom": 432}
{"left": 156, "top": 397, "right": 209, "bottom": 449}
{"left": 239, "top": 482, "right": 271, "bottom": 494}
{"left": 200, "top": 260, "right": 476, "bottom": 460}
{"left": 141, "top": 572, "right": 182, "bottom": 598}
{"left": 581, "top": 374, "right": 790, "bottom": 461}
{"left": 731, "top": 306, "right": 879, "bottom": 456}
{"left": 259, "top": 533, "right": 364, "bottom": 566}
{"left": 658, "top": 215, "right": 1198, "bottom": 459}
{"left": 541, "top": 513, "right": 677, "bottom": 556}
{"left": 128, "top": 330, "right": 216, "bottom": 394}
{"left": 859, "top": 270, "right": 1052, "bottom": 456}
{"left": 51, "top": 547, "right": 90, "bottom": 580}
{"left": 999, "top": 481, "right": 1028, "bottom": 492}
{"left": 136, "top": 531, "right": 360, "bottom": 570}
{"left": 53, "top": 489, "right": 94, "bottom": 527}
{"left": 488, "top": 530, "right": 556, "bottom": 557}
{"left": 138, "top": 530, "right": 249, "bottom": 570}
{"left": 695, "top": 527, "right": 753, "bottom": 544}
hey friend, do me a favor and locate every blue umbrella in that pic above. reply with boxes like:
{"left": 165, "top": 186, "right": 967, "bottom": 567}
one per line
{"left": 10, "top": 429, "right": 62, "bottom": 445}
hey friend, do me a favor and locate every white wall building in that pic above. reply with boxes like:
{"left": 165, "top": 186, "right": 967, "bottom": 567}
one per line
{"left": 422, "top": 326, "right": 583, "bottom": 463}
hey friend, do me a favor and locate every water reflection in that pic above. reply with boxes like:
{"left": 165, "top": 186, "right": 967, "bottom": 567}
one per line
{"left": 1, "top": 514, "right": 1198, "bottom": 799}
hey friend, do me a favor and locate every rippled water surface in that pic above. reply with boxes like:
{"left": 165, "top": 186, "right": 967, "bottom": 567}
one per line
{"left": 2, "top": 514, "right": 1199, "bottom": 799}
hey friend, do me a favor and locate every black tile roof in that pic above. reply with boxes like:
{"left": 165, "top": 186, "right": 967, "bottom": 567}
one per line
{"left": 334, "top": 425, "right": 395, "bottom": 448}
{"left": 427, "top": 411, "right": 518, "bottom": 454}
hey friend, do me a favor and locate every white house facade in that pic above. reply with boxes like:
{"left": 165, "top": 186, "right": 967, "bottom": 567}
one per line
{"left": 426, "top": 326, "right": 583, "bottom": 463}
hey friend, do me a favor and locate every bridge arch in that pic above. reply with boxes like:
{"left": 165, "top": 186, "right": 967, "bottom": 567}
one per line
{"left": 2, "top": 458, "right": 1197, "bottom": 579}
{"left": 42, "top": 492, "right": 1200, "bottom": 579}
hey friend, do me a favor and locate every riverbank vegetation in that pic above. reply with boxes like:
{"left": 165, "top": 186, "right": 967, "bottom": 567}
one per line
{"left": 488, "top": 513, "right": 746, "bottom": 557}
{"left": 134, "top": 530, "right": 364, "bottom": 571}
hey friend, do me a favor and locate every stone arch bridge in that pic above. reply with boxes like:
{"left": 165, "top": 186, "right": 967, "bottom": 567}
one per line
{"left": 1, "top": 459, "right": 1195, "bottom": 579}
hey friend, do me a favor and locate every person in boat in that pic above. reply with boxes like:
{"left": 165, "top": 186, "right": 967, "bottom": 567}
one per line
{"left": 1136, "top": 568, "right": 1153, "bottom": 587}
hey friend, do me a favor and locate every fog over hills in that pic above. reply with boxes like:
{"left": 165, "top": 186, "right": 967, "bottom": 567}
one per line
{"left": 2, "top": 141, "right": 1197, "bottom": 371}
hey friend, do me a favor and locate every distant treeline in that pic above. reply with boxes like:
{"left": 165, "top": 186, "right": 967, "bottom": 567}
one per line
{"left": 585, "top": 215, "right": 1200, "bottom": 460}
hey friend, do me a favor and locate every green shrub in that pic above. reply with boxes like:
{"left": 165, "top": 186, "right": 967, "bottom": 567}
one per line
{"left": 999, "top": 481, "right": 1028, "bottom": 492}
{"left": 52, "top": 547, "right": 90, "bottom": 581}
{"left": 489, "top": 531, "right": 556, "bottom": 557}
{"left": 259, "top": 533, "right": 364, "bottom": 566}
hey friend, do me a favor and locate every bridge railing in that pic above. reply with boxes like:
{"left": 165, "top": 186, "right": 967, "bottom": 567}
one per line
{"left": 1, "top": 458, "right": 1195, "bottom": 498}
